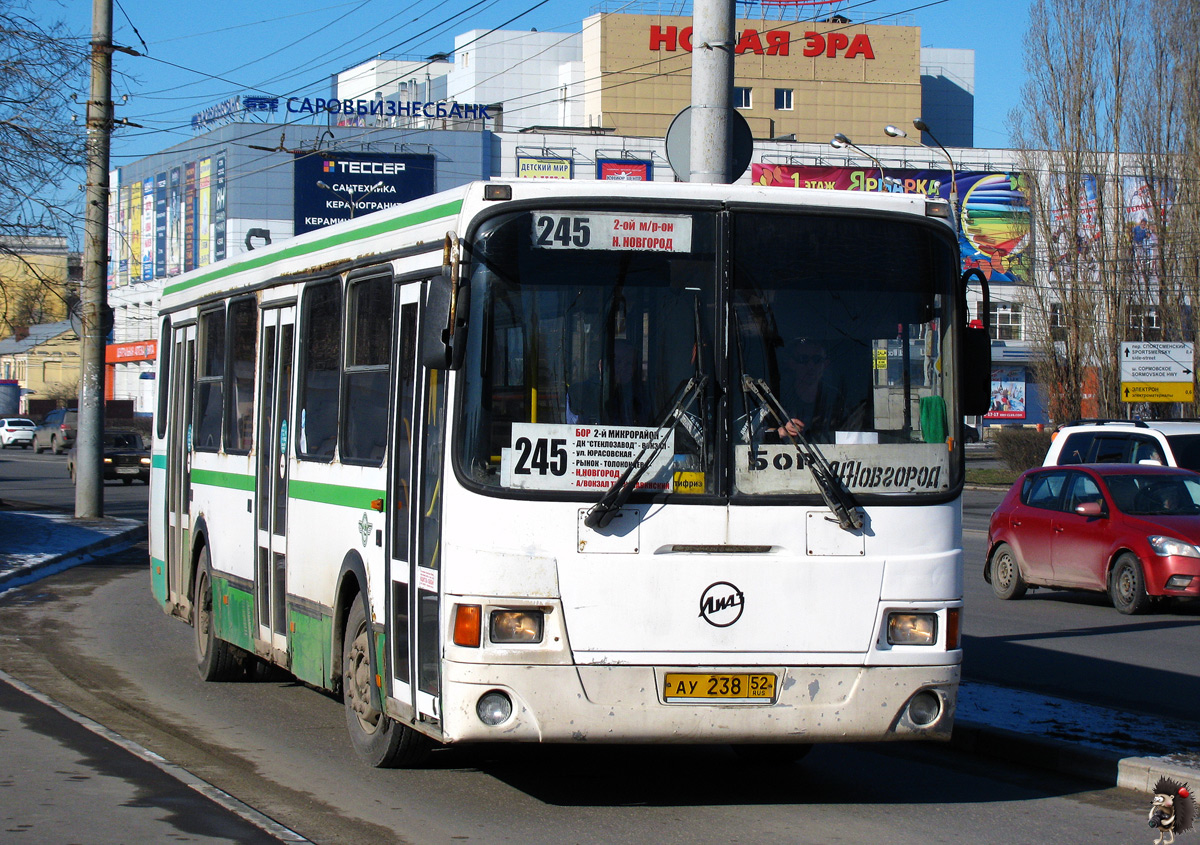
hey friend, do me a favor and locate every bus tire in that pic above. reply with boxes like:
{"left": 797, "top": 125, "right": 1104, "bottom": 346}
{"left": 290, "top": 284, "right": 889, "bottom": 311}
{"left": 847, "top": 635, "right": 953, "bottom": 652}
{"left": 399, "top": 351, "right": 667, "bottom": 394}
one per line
{"left": 989, "top": 543, "right": 1027, "bottom": 600}
{"left": 732, "top": 743, "right": 814, "bottom": 765}
{"left": 194, "top": 548, "right": 241, "bottom": 681}
{"left": 343, "top": 597, "right": 431, "bottom": 768}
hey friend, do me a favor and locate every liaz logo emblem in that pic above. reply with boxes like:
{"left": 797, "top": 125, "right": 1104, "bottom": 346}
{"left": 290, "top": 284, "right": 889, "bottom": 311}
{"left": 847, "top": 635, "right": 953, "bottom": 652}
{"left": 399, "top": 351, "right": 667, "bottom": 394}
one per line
{"left": 699, "top": 581, "right": 744, "bottom": 627}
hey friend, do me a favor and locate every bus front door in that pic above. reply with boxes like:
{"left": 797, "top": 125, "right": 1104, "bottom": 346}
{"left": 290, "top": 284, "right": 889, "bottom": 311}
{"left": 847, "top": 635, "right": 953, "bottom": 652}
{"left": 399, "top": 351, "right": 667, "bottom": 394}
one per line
{"left": 166, "top": 323, "right": 195, "bottom": 615}
{"left": 255, "top": 306, "right": 295, "bottom": 661}
{"left": 386, "top": 286, "right": 442, "bottom": 724}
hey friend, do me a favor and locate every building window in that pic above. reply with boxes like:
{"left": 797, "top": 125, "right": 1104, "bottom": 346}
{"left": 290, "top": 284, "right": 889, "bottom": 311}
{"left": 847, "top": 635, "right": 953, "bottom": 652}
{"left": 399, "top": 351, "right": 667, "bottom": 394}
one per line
{"left": 989, "top": 302, "right": 1022, "bottom": 341}
{"left": 1128, "top": 305, "right": 1161, "bottom": 340}
{"left": 734, "top": 87, "right": 752, "bottom": 109}
{"left": 774, "top": 89, "right": 793, "bottom": 110}
{"left": 1050, "top": 302, "right": 1067, "bottom": 341}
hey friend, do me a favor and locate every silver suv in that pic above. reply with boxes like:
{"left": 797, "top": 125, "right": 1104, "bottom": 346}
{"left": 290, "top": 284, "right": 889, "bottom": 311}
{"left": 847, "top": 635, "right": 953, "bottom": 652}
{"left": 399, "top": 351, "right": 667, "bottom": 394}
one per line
{"left": 1043, "top": 419, "right": 1200, "bottom": 472}
{"left": 33, "top": 408, "right": 78, "bottom": 454}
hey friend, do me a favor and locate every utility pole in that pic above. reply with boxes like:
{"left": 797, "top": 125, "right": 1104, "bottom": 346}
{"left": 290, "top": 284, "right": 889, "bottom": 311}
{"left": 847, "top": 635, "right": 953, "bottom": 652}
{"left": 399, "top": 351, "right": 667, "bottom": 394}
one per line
{"left": 688, "top": 0, "right": 734, "bottom": 183}
{"left": 77, "top": 0, "right": 113, "bottom": 518}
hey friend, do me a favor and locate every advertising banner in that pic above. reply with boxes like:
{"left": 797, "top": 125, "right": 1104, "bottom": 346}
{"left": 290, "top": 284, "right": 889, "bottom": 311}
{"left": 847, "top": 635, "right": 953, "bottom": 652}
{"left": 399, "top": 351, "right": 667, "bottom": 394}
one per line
{"left": 154, "top": 172, "right": 167, "bottom": 279}
{"left": 597, "top": 159, "right": 653, "bottom": 181}
{"left": 141, "top": 178, "right": 154, "bottom": 281}
{"left": 198, "top": 158, "right": 211, "bottom": 267}
{"left": 107, "top": 174, "right": 118, "bottom": 289}
{"left": 184, "top": 161, "right": 196, "bottom": 272}
{"left": 128, "top": 183, "right": 141, "bottom": 283}
{"left": 517, "top": 156, "right": 573, "bottom": 179}
{"left": 985, "top": 366, "right": 1027, "bottom": 419}
{"left": 293, "top": 151, "right": 436, "bottom": 235}
{"left": 118, "top": 183, "right": 131, "bottom": 285}
{"left": 214, "top": 152, "right": 227, "bottom": 262}
{"left": 752, "top": 164, "right": 1031, "bottom": 285}
{"left": 167, "top": 167, "right": 182, "bottom": 276}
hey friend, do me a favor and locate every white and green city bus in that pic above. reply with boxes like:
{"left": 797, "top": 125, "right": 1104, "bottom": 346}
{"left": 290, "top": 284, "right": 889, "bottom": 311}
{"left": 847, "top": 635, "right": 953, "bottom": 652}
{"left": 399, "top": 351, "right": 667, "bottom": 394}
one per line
{"left": 150, "top": 179, "right": 989, "bottom": 766}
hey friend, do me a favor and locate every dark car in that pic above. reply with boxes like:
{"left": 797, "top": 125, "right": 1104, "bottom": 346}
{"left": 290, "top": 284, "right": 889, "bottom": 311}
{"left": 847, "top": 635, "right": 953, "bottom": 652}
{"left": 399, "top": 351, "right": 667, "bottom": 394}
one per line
{"left": 33, "top": 407, "right": 77, "bottom": 454}
{"left": 986, "top": 464, "right": 1200, "bottom": 614}
{"left": 67, "top": 429, "right": 150, "bottom": 485}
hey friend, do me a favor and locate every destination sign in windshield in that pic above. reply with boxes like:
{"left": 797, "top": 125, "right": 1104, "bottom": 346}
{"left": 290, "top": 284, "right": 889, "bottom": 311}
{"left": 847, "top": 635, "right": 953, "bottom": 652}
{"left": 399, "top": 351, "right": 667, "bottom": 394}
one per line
{"left": 530, "top": 212, "right": 693, "bottom": 252}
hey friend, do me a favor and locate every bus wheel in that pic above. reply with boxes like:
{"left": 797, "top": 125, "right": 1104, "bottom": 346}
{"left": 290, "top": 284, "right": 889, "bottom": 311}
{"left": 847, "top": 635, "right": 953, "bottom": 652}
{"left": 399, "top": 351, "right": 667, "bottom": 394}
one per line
{"left": 194, "top": 548, "right": 241, "bottom": 681}
{"left": 343, "top": 598, "right": 431, "bottom": 768}
{"left": 731, "top": 743, "right": 814, "bottom": 765}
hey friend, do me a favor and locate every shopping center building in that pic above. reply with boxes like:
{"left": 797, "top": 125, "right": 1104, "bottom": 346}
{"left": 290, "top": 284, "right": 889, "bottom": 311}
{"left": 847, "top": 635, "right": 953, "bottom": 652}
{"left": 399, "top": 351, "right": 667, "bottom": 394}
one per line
{"left": 106, "top": 9, "right": 1043, "bottom": 425}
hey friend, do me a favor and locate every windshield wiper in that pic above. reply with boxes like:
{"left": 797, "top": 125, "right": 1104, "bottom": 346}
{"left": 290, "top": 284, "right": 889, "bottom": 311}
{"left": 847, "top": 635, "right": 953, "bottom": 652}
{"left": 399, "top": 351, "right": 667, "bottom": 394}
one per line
{"left": 741, "top": 374, "right": 864, "bottom": 532}
{"left": 584, "top": 375, "right": 708, "bottom": 529}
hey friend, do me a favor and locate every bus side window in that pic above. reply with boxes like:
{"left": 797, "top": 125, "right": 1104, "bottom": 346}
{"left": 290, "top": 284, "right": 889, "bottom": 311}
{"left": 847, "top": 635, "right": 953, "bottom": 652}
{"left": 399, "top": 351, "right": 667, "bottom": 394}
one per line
{"left": 225, "top": 298, "right": 257, "bottom": 454}
{"left": 342, "top": 272, "right": 393, "bottom": 464}
{"left": 194, "top": 307, "right": 225, "bottom": 452}
{"left": 297, "top": 279, "right": 341, "bottom": 461}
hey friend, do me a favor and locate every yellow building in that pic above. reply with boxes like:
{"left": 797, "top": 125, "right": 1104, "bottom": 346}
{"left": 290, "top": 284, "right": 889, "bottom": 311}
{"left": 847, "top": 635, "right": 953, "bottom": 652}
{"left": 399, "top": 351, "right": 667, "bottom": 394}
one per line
{"left": 0, "top": 320, "right": 80, "bottom": 411}
{"left": 0, "top": 237, "right": 74, "bottom": 336}
{"left": 582, "top": 13, "right": 922, "bottom": 142}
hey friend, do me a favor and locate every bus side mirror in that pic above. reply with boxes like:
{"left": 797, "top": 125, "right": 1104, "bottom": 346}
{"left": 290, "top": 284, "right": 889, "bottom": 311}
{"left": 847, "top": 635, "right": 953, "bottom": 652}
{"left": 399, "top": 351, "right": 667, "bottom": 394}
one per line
{"left": 421, "top": 233, "right": 467, "bottom": 370}
{"left": 961, "top": 269, "right": 991, "bottom": 416}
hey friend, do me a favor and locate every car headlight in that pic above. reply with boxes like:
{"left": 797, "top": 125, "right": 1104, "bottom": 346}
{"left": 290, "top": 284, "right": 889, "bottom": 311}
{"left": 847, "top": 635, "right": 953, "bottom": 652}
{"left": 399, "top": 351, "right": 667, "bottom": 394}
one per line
{"left": 140, "top": 457, "right": 151, "bottom": 465}
{"left": 1148, "top": 535, "right": 1200, "bottom": 558}
{"left": 103, "top": 457, "right": 113, "bottom": 464}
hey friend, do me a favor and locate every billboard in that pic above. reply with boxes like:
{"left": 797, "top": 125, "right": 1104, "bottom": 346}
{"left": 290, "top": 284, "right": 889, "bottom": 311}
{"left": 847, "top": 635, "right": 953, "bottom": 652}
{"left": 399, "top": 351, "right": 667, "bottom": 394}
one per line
{"left": 752, "top": 164, "right": 1031, "bottom": 284}
{"left": 293, "top": 152, "right": 437, "bottom": 235}
{"left": 517, "top": 156, "right": 573, "bottom": 179}
{"left": 985, "top": 366, "right": 1027, "bottom": 420}
{"left": 597, "top": 159, "right": 653, "bottom": 181}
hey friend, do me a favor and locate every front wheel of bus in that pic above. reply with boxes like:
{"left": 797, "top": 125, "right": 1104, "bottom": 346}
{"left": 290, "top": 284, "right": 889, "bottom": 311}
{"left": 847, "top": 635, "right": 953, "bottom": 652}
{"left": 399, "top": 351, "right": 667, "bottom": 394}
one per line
{"left": 343, "top": 598, "right": 432, "bottom": 768}
{"left": 194, "top": 548, "right": 242, "bottom": 681}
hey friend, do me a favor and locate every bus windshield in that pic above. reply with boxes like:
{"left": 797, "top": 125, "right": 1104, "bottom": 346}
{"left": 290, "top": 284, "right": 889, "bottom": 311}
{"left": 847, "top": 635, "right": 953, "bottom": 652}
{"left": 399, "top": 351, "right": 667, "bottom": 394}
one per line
{"left": 457, "top": 205, "right": 960, "bottom": 501}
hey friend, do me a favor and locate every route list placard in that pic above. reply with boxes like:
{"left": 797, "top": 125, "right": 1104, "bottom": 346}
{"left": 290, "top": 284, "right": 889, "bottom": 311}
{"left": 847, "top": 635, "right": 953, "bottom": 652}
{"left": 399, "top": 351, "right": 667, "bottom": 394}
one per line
{"left": 501, "top": 423, "right": 676, "bottom": 492}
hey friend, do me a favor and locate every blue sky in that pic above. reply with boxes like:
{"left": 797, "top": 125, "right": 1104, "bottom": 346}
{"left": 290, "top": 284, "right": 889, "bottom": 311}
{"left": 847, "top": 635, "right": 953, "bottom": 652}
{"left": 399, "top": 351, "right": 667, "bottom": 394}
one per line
{"left": 55, "top": 0, "right": 1030, "bottom": 161}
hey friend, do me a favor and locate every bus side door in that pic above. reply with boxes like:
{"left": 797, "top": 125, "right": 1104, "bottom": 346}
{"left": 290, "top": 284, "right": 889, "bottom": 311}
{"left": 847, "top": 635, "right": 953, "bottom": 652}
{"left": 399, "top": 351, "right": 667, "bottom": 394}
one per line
{"left": 165, "top": 322, "right": 195, "bottom": 615}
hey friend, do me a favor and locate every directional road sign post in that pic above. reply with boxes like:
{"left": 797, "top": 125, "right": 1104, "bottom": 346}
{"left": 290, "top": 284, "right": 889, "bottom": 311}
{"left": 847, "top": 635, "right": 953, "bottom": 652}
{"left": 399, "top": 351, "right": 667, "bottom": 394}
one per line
{"left": 1120, "top": 341, "right": 1195, "bottom": 403}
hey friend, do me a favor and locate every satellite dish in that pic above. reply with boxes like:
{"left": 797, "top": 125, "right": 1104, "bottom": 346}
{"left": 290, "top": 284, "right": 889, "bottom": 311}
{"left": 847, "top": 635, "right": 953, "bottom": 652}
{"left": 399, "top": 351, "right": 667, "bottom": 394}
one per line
{"left": 664, "top": 106, "right": 754, "bottom": 183}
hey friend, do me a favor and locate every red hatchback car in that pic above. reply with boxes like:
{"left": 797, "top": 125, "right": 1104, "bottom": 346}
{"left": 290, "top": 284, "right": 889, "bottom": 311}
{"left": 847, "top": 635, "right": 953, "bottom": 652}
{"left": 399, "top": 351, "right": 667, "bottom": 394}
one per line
{"left": 986, "top": 464, "right": 1200, "bottom": 614}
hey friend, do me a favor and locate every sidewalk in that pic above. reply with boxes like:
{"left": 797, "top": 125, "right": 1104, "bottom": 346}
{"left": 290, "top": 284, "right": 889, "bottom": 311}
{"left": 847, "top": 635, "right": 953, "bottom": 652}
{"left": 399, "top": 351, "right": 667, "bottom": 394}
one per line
{"left": 0, "top": 503, "right": 146, "bottom": 593}
{"left": 0, "top": 506, "right": 1197, "bottom": 797}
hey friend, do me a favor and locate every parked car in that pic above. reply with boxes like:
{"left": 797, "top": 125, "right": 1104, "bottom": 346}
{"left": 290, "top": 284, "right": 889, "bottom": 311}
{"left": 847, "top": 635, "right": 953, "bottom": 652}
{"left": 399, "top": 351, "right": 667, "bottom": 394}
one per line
{"left": 1043, "top": 419, "right": 1200, "bottom": 471}
{"left": 962, "top": 422, "right": 981, "bottom": 443}
{"left": 33, "top": 408, "right": 78, "bottom": 454}
{"left": 986, "top": 464, "right": 1200, "bottom": 614}
{"left": 66, "top": 429, "right": 150, "bottom": 485}
{"left": 0, "top": 417, "right": 36, "bottom": 449}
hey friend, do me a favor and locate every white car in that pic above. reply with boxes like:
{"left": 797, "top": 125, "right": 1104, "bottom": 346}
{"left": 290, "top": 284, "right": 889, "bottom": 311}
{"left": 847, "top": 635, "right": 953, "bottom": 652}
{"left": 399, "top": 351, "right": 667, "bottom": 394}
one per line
{"left": 0, "top": 417, "right": 36, "bottom": 449}
{"left": 1043, "top": 419, "right": 1200, "bottom": 471}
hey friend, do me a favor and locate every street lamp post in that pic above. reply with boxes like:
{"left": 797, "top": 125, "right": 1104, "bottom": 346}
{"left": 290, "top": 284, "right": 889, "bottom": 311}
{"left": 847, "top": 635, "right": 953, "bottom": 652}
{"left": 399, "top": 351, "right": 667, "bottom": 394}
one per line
{"left": 316, "top": 179, "right": 385, "bottom": 219}
{"left": 830, "top": 132, "right": 899, "bottom": 192}
{"left": 887, "top": 120, "right": 958, "bottom": 232}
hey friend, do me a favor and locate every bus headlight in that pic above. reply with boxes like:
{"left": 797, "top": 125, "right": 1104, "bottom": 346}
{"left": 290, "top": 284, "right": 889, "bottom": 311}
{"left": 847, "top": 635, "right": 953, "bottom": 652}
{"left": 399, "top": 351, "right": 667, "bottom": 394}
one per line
{"left": 887, "top": 612, "right": 937, "bottom": 646}
{"left": 490, "top": 610, "right": 543, "bottom": 643}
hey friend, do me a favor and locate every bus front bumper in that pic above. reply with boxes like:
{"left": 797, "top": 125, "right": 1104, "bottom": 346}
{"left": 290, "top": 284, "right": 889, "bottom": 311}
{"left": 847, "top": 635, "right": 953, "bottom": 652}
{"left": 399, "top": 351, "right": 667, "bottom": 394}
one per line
{"left": 434, "top": 662, "right": 959, "bottom": 744}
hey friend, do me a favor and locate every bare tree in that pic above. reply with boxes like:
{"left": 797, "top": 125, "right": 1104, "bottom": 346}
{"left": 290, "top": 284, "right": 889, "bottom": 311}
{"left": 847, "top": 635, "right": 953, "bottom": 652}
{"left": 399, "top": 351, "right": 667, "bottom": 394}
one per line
{"left": 1014, "top": 0, "right": 1200, "bottom": 420}
{"left": 0, "top": 0, "right": 88, "bottom": 334}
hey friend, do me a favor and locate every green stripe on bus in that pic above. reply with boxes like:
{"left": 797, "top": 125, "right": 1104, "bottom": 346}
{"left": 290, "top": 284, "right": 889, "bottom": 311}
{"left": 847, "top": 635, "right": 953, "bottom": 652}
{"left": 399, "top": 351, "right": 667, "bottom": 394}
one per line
{"left": 152, "top": 453, "right": 166, "bottom": 469}
{"left": 288, "top": 479, "right": 384, "bottom": 509}
{"left": 150, "top": 556, "right": 167, "bottom": 604}
{"left": 164, "top": 198, "right": 463, "bottom": 296}
{"left": 191, "top": 468, "right": 256, "bottom": 491}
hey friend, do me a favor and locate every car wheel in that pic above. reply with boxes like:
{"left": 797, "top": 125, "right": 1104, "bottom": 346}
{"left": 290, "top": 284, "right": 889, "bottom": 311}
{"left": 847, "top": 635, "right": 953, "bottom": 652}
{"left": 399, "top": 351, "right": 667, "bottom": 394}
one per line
{"left": 990, "top": 543, "right": 1027, "bottom": 600}
{"left": 52, "top": 436, "right": 61, "bottom": 455}
{"left": 343, "top": 596, "right": 432, "bottom": 768}
{"left": 1109, "top": 553, "right": 1150, "bottom": 615}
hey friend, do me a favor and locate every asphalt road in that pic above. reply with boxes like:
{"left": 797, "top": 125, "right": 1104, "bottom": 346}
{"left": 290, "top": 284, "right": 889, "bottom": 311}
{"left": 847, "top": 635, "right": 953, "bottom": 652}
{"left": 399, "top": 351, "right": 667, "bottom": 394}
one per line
{"left": 0, "top": 548, "right": 1156, "bottom": 845}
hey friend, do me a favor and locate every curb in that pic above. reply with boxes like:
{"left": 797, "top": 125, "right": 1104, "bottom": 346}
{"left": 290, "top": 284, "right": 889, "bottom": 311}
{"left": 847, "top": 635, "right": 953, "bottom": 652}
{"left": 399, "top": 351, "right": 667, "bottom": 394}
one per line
{"left": 0, "top": 522, "right": 147, "bottom": 593}
{"left": 953, "top": 719, "right": 1200, "bottom": 791}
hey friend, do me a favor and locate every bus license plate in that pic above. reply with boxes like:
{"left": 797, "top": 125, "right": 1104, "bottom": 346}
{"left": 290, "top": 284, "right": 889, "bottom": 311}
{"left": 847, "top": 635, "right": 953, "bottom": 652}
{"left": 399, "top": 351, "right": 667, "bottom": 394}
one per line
{"left": 662, "top": 673, "right": 776, "bottom": 702}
